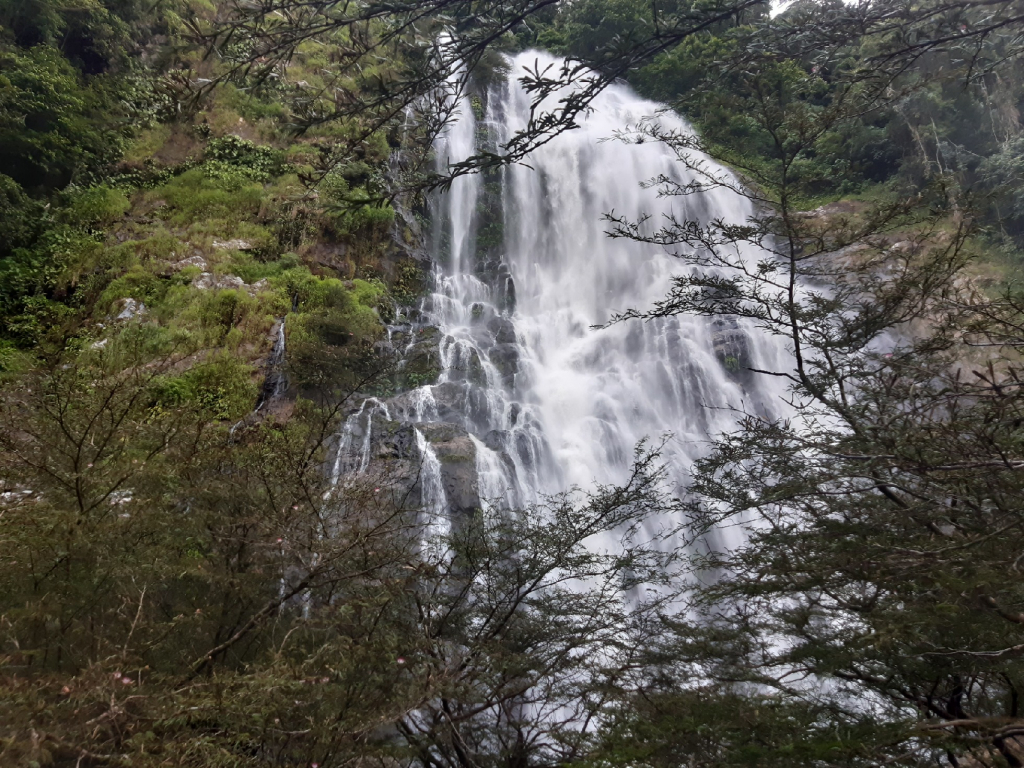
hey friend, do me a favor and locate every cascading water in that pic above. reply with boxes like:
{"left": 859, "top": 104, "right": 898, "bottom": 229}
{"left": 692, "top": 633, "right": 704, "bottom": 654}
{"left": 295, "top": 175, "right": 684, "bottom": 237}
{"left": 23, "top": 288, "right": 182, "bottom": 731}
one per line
{"left": 230, "top": 318, "right": 289, "bottom": 438}
{"left": 335, "top": 51, "right": 790, "bottom": 536}
{"left": 256, "top": 319, "right": 288, "bottom": 411}
{"left": 414, "top": 427, "right": 450, "bottom": 556}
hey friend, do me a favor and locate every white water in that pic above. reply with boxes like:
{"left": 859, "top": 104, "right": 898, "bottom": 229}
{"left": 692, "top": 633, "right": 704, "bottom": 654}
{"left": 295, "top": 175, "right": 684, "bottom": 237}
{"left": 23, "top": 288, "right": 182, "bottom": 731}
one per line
{"left": 428, "top": 52, "right": 788, "bottom": 506}
{"left": 414, "top": 428, "right": 450, "bottom": 556}
{"left": 256, "top": 319, "right": 287, "bottom": 410}
{"left": 330, "top": 397, "right": 391, "bottom": 484}
{"left": 335, "top": 51, "right": 790, "bottom": 535}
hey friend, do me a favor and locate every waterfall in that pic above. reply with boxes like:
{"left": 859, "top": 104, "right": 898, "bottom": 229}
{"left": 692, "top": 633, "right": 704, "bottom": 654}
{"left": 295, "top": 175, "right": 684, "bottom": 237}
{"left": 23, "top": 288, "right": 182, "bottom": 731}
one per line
{"left": 414, "top": 428, "right": 450, "bottom": 556}
{"left": 334, "top": 51, "right": 790, "bottom": 535}
{"left": 428, "top": 51, "right": 788, "bottom": 500}
{"left": 255, "top": 319, "right": 287, "bottom": 411}
{"left": 230, "top": 318, "right": 289, "bottom": 439}
{"left": 330, "top": 397, "right": 391, "bottom": 485}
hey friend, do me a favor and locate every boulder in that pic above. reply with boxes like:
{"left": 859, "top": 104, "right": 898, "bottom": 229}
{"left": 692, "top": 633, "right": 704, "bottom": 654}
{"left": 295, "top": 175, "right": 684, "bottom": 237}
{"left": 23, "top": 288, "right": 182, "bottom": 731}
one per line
{"left": 211, "top": 238, "right": 253, "bottom": 251}
{"left": 488, "top": 343, "right": 519, "bottom": 385}
{"left": 193, "top": 272, "right": 247, "bottom": 291}
{"left": 499, "top": 274, "right": 516, "bottom": 312}
{"left": 114, "top": 298, "right": 146, "bottom": 321}
{"left": 418, "top": 422, "right": 481, "bottom": 516}
{"left": 487, "top": 316, "right": 517, "bottom": 344}
{"left": 168, "top": 254, "right": 208, "bottom": 272}
{"left": 337, "top": 412, "right": 483, "bottom": 518}
{"left": 709, "top": 317, "right": 751, "bottom": 380}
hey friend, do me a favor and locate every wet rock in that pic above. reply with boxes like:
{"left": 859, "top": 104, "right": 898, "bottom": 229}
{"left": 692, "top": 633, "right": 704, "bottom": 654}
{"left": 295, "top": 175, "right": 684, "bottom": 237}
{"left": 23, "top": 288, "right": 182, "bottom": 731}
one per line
{"left": 193, "top": 272, "right": 247, "bottom": 291}
{"left": 212, "top": 238, "right": 253, "bottom": 251}
{"left": 115, "top": 298, "right": 146, "bottom": 321}
{"left": 499, "top": 274, "right": 516, "bottom": 312}
{"left": 418, "top": 422, "right": 481, "bottom": 516}
{"left": 423, "top": 382, "right": 466, "bottom": 423}
{"left": 343, "top": 413, "right": 483, "bottom": 517}
{"left": 467, "top": 348, "right": 487, "bottom": 386}
{"left": 335, "top": 421, "right": 423, "bottom": 505}
{"left": 414, "top": 325, "right": 441, "bottom": 344}
{"left": 488, "top": 343, "right": 519, "bottom": 385}
{"left": 710, "top": 317, "right": 751, "bottom": 380}
{"left": 369, "top": 421, "right": 419, "bottom": 462}
{"left": 482, "top": 428, "right": 507, "bottom": 453}
{"left": 487, "top": 316, "right": 517, "bottom": 344}
{"left": 399, "top": 342, "right": 442, "bottom": 390}
{"left": 426, "top": 382, "right": 494, "bottom": 429}
{"left": 386, "top": 389, "right": 440, "bottom": 423}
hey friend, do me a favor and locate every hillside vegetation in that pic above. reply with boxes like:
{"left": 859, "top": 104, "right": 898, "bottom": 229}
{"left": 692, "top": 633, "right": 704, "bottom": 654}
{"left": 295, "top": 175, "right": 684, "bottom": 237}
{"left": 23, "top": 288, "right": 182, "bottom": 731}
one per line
{"left": 4, "top": 0, "right": 1024, "bottom": 766}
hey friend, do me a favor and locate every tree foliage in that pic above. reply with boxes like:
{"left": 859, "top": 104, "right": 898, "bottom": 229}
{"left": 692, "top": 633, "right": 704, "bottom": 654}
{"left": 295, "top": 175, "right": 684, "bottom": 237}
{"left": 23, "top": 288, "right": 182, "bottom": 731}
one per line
{"left": 3, "top": 0, "right": 1024, "bottom": 765}
{"left": 590, "top": 5, "right": 1024, "bottom": 764}
{"left": 0, "top": 330, "right": 685, "bottom": 764}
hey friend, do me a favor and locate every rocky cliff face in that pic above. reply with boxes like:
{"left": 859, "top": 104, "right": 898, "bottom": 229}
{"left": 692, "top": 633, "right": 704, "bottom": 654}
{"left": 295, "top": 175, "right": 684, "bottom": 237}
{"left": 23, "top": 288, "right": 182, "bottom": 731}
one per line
{"left": 325, "top": 73, "right": 534, "bottom": 519}
{"left": 331, "top": 396, "right": 488, "bottom": 520}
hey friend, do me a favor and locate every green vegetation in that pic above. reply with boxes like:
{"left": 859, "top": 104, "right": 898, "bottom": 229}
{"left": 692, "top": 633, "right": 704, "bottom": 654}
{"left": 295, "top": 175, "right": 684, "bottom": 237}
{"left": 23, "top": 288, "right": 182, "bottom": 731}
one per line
{"left": 544, "top": 2, "right": 1024, "bottom": 767}
{"left": 0, "top": 46, "right": 125, "bottom": 189}
{"left": 531, "top": 0, "right": 1024, "bottom": 240}
{"left": 3, "top": 0, "right": 1024, "bottom": 766}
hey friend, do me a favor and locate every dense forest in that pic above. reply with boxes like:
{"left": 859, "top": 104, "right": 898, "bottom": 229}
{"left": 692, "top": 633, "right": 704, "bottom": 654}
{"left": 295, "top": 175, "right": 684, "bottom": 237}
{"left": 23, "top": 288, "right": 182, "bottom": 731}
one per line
{"left": 3, "top": 0, "right": 1024, "bottom": 765}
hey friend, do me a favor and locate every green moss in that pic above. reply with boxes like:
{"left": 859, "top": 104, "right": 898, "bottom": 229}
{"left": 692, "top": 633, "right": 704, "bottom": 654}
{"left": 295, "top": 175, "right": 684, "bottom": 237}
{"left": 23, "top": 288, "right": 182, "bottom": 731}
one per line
{"left": 323, "top": 190, "right": 396, "bottom": 237}
{"left": 67, "top": 185, "right": 130, "bottom": 226}
{"left": 228, "top": 251, "right": 301, "bottom": 284}
{"left": 167, "top": 287, "right": 278, "bottom": 348}
{"left": 470, "top": 96, "right": 484, "bottom": 121}
{"left": 285, "top": 273, "right": 388, "bottom": 393}
{"left": 219, "top": 84, "right": 287, "bottom": 125}
{"left": 0, "top": 340, "right": 31, "bottom": 376}
{"left": 123, "top": 125, "right": 173, "bottom": 163}
{"left": 151, "top": 353, "right": 258, "bottom": 419}
{"left": 205, "top": 135, "right": 284, "bottom": 181}
{"left": 98, "top": 265, "right": 164, "bottom": 309}
{"left": 391, "top": 259, "right": 427, "bottom": 306}
{"left": 150, "top": 168, "right": 264, "bottom": 225}
{"left": 349, "top": 277, "right": 386, "bottom": 307}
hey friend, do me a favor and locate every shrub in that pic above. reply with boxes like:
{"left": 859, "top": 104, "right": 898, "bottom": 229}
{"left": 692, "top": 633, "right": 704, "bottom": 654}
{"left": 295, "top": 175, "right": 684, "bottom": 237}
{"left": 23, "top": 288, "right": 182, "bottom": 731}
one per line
{"left": 152, "top": 167, "right": 264, "bottom": 225}
{"left": 205, "top": 134, "right": 283, "bottom": 181}
{"left": 0, "top": 174, "right": 47, "bottom": 254}
{"left": 151, "top": 353, "right": 257, "bottom": 418}
{"left": 97, "top": 264, "right": 164, "bottom": 310}
{"left": 0, "top": 46, "right": 124, "bottom": 189}
{"left": 228, "top": 251, "right": 300, "bottom": 284}
{"left": 67, "top": 184, "right": 130, "bottom": 225}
